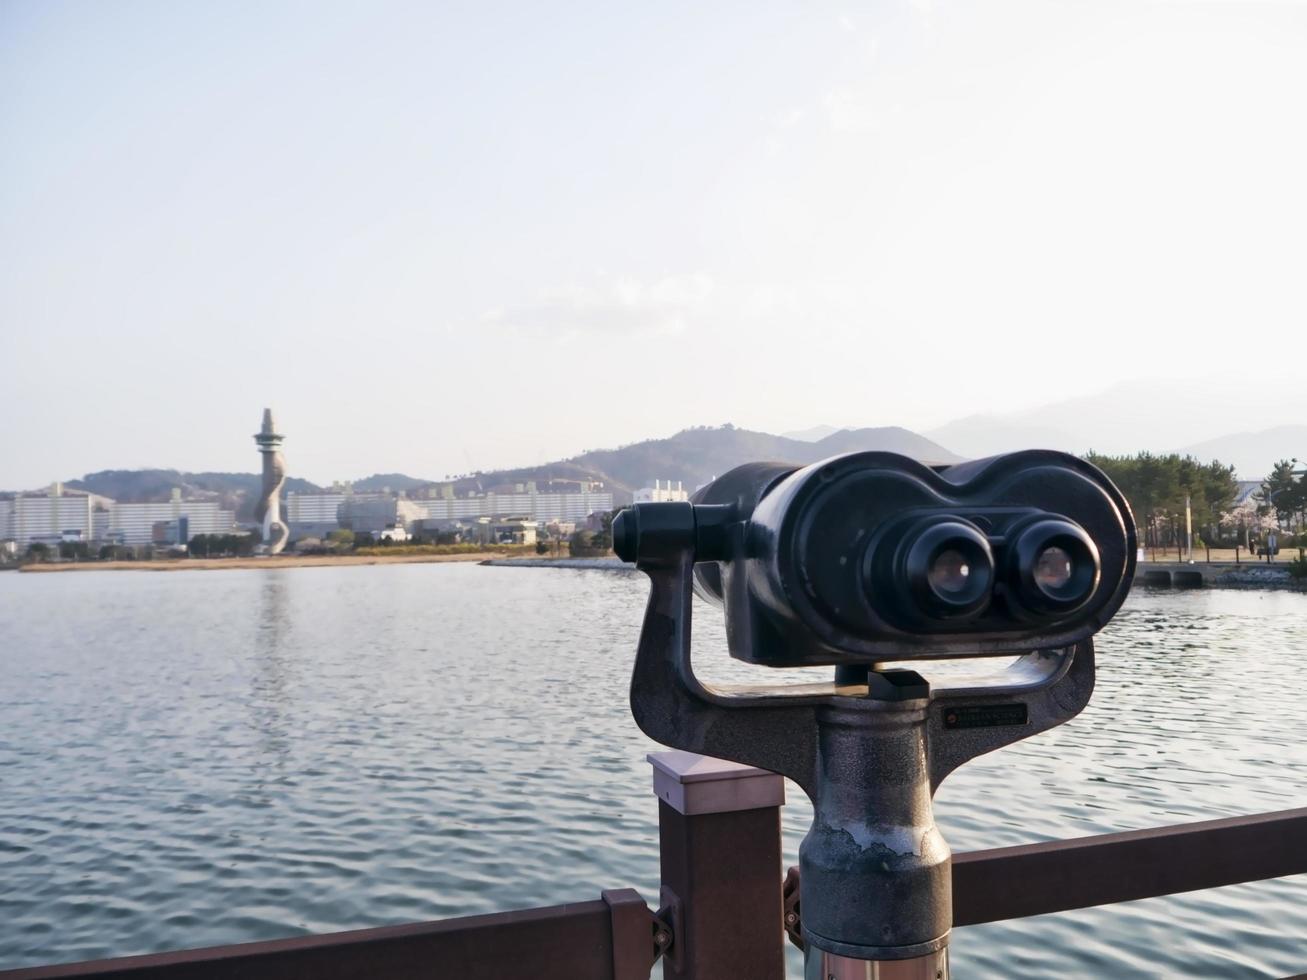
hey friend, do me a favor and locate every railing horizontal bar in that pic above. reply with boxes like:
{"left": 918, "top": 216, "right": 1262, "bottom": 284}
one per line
{"left": 952, "top": 806, "right": 1307, "bottom": 926}
{"left": 0, "top": 900, "right": 621, "bottom": 980}
{"left": 8, "top": 807, "right": 1307, "bottom": 978}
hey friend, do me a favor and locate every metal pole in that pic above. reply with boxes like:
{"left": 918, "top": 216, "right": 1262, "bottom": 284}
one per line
{"left": 1185, "top": 495, "right": 1192, "bottom": 562}
{"left": 649, "top": 751, "right": 786, "bottom": 980}
{"left": 805, "top": 948, "right": 949, "bottom": 979}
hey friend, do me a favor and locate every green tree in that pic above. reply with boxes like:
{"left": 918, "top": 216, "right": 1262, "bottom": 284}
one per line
{"left": 1085, "top": 451, "right": 1237, "bottom": 552}
{"left": 569, "top": 529, "right": 599, "bottom": 556}
{"left": 1260, "top": 459, "right": 1305, "bottom": 531}
{"left": 326, "top": 528, "right": 356, "bottom": 549}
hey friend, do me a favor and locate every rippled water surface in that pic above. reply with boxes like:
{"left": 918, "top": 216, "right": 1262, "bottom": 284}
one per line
{"left": 1, "top": 564, "right": 1305, "bottom": 977}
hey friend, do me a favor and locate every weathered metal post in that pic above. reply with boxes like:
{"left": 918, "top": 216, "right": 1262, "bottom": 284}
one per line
{"left": 648, "top": 750, "right": 786, "bottom": 980}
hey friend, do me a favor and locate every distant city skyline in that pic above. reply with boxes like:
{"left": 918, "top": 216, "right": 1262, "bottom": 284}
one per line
{"left": 3, "top": 378, "right": 1302, "bottom": 490}
{"left": 3, "top": 1, "right": 1305, "bottom": 489}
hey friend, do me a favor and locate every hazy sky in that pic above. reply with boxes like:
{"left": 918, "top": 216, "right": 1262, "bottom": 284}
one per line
{"left": 3, "top": 0, "right": 1305, "bottom": 488}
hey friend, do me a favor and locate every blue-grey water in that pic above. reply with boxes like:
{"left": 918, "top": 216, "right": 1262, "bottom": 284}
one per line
{"left": 1, "top": 564, "right": 1305, "bottom": 978}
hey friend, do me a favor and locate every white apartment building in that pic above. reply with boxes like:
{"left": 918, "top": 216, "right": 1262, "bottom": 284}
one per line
{"left": 1, "top": 486, "right": 237, "bottom": 548}
{"left": 0, "top": 486, "right": 100, "bottom": 547}
{"left": 107, "top": 495, "right": 237, "bottom": 545}
{"left": 634, "top": 480, "right": 689, "bottom": 503}
{"left": 286, "top": 491, "right": 388, "bottom": 525}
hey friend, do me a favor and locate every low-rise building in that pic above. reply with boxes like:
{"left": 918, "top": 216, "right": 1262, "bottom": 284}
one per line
{"left": 151, "top": 516, "right": 190, "bottom": 546}
{"left": 337, "top": 495, "right": 426, "bottom": 535}
{"left": 414, "top": 490, "right": 613, "bottom": 523}
{"left": 478, "top": 517, "right": 537, "bottom": 546}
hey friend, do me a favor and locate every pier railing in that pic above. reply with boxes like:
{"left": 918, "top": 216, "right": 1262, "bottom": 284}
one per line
{"left": 5, "top": 753, "right": 1306, "bottom": 980}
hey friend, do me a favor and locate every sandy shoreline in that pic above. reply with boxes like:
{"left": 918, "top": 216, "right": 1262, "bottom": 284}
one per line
{"left": 18, "top": 552, "right": 513, "bottom": 573}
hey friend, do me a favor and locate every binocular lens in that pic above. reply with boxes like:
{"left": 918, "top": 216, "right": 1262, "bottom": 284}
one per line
{"left": 1034, "top": 546, "right": 1074, "bottom": 591}
{"left": 928, "top": 549, "right": 974, "bottom": 597}
{"left": 1008, "top": 519, "right": 1100, "bottom": 615}
{"left": 895, "top": 520, "right": 995, "bottom": 620}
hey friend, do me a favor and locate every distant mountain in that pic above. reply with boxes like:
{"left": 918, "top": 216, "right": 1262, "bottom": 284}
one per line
{"left": 782, "top": 424, "right": 847, "bottom": 442}
{"left": 809, "top": 427, "right": 961, "bottom": 460}
{"left": 925, "top": 379, "right": 1307, "bottom": 477}
{"left": 350, "top": 473, "right": 430, "bottom": 492}
{"left": 428, "top": 424, "right": 961, "bottom": 502}
{"left": 924, "top": 416, "right": 1084, "bottom": 460}
{"left": 1178, "top": 426, "right": 1307, "bottom": 481}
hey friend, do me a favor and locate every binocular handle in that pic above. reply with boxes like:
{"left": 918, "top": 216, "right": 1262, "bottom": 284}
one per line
{"left": 632, "top": 546, "right": 823, "bottom": 795}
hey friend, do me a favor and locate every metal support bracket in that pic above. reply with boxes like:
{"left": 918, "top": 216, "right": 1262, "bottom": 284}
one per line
{"left": 782, "top": 866, "right": 804, "bottom": 952}
{"left": 655, "top": 886, "right": 683, "bottom": 972}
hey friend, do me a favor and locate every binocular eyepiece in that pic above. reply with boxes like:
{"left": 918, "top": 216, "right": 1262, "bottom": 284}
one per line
{"left": 869, "top": 510, "right": 1101, "bottom": 623}
{"left": 614, "top": 449, "right": 1135, "bottom": 666}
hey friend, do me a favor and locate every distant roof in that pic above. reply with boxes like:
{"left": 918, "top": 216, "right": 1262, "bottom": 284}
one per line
{"left": 1233, "top": 480, "right": 1263, "bottom": 505}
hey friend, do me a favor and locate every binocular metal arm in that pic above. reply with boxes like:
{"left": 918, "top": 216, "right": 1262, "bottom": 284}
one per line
{"left": 633, "top": 549, "right": 823, "bottom": 796}
{"left": 927, "top": 643, "right": 1095, "bottom": 791}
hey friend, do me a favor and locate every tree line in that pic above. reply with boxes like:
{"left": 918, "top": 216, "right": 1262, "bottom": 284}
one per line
{"left": 1085, "top": 452, "right": 1304, "bottom": 550}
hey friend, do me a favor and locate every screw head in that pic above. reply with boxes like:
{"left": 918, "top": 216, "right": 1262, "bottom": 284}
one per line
{"left": 654, "top": 930, "right": 671, "bottom": 946}
{"left": 785, "top": 912, "right": 798, "bottom": 925}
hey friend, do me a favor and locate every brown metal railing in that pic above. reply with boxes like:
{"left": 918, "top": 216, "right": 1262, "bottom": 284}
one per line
{"left": 951, "top": 805, "right": 1307, "bottom": 926}
{"left": 0, "top": 892, "right": 660, "bottom": 980}
{"left": 4, "top": 759, "right": 1305, "bottom": 980}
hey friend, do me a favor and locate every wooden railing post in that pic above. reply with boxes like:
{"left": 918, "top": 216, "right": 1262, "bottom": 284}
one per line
{"left": 648, "top": 750, "right": 786, "bottom": 980}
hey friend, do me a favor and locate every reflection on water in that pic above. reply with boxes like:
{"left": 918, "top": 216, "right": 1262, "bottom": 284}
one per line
{"left": 0, "top": 566, "right": 1304, "bottom": 977}
{"left": 249, "top": 574, "right": 292, "bottom": 771}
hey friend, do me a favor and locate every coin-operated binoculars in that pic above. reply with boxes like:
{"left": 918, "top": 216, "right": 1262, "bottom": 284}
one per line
{"left": 613, "top": 451, "right": 1135, "bottom": 979}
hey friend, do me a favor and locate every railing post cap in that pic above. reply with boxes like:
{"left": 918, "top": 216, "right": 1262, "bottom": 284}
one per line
{"left": 647, "top": 750, "right": 785, "bottom": 815}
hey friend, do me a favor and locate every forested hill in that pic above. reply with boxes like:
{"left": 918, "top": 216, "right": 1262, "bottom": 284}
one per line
{"left": 350, "top": 473, "right": 431, "bottom": 492}
{"left": 57, "top": 470, "right": 321, "bottom": 521}
{"left": 431, "top": 425, "right": 961, "bottom": 500}
{"left": 65, "top": 470, "right": 322, "bottom": 502}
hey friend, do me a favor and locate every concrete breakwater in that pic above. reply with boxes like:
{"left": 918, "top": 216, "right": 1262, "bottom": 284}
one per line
{"left": 480, "top": 556, "right": 632, "bottom": 571}
{"left": 1136, "top": 561, "right": 1304, "bottom": 590}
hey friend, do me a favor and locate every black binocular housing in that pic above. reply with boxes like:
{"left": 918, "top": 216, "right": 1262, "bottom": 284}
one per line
{"left": 614, "top": 450, "right": 1136, "bottom": 666}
